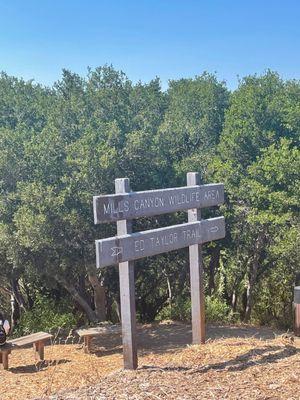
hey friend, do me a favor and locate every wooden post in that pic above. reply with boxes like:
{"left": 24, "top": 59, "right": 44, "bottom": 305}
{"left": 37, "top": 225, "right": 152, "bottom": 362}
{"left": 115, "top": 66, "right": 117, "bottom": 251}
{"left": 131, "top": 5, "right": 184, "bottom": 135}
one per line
{"left": 84, "top": 336, "right": 92, "bottom": 354}
{"left": 187, "top": 172, "right": 205, "bottom": 344}
{"left": 38, "top": 341, "right": 45, "bottom": 360}
{"left": 34, "top": 342, "right": 39, "bottom": 356}
{"left": 115, "top": 178, "right": 138, "bottom": 370}
{"left": 34, "top": 341, "right": 45, "bottom": 360}
{"left": 294, "top": 286, "right": 300, "bottom": 336}
{"left": 2, "top": 351, "right": 10, "bottom": 369}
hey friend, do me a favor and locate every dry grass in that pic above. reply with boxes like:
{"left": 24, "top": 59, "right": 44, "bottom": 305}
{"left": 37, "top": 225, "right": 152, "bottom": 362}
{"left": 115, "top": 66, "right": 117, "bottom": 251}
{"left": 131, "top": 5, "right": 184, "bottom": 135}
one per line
{"left": 0, "top": 342, "right": 123, "bottom": 400}
{"left": 0, "top": 323, "right": 299, "bottom": 400}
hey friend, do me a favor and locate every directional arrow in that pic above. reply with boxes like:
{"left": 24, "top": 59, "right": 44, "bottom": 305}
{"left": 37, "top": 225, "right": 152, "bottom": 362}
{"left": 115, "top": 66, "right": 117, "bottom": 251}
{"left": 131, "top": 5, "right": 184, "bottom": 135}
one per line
{"left": 111, "top": 247, "right": 123, "bottom": 257}
{"left": 96, "top": 217, "right": 225, "bottom": 268}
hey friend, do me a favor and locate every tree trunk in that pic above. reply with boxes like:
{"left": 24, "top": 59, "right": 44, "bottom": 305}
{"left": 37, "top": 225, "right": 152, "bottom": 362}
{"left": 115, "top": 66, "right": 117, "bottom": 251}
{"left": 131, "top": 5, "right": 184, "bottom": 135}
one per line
{"left": 10, "top": 294, "right": 20, "bottom": 332}
{"left": 231, "top": 290, "right": 237, "bottom": 312}
{"left": 208, "top": 247, "right": 221, "bottom": 295}
{"left": 54, "top": 274, "right": 98, "bottom": 323}
{"left": 114, "top": 299, "right": 121, "bottom": 322}
{"left": 244, "top": 268, "right": 257, "bottom": 323}
{"left": 244, "top": 232, "right": 265, "bottom": 322}
{"left": 163, "top": 269, "right": 172, "bottom": 316}
{"left": 11, "top": 278, "right": 27, "bottom": 311}
{"left": 10, "top": 278, "right": 27, "bottom": 329}
{"left": 22, "top": 281, "right": 34, "bottom": 309}
{"left": 87, "top": 270, "right": 106, "bottom": 321}
{"left": 78, "top": 274, "right": 91, "bottom": 305}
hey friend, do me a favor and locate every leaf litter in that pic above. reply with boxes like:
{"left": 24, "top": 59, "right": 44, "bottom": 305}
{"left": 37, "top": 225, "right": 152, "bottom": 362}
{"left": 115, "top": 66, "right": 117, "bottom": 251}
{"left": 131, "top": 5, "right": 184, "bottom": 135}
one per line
{"left": 0, "top": 323, "right": 299, "bottom": 400}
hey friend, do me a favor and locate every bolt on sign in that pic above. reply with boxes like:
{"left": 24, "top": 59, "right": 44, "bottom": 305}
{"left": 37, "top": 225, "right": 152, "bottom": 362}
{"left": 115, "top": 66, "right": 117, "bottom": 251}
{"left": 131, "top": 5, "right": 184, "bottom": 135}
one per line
{"left": 93, "top": 173, "right": 225, "bottom": 370}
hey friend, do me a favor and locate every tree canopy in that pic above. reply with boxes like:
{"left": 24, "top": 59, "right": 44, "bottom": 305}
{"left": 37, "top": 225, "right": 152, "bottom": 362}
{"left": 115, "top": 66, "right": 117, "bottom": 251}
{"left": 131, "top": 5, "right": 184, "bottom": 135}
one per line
{"left": 0, "top": 67, "right": 299, "bottom": 332}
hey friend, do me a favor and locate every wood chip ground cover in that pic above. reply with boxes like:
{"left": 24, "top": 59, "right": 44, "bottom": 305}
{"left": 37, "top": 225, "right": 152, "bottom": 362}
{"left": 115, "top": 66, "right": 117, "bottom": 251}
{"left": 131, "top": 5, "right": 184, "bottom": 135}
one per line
{"left": 0, "top": 323, "right": 299, "bottom": 400}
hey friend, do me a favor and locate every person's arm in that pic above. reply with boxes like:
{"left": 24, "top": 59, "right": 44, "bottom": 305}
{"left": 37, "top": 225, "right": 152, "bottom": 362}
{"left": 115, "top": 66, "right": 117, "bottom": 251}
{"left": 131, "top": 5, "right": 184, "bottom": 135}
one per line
{"left": 3, "top": 320, "right": 10, "bottom": 335}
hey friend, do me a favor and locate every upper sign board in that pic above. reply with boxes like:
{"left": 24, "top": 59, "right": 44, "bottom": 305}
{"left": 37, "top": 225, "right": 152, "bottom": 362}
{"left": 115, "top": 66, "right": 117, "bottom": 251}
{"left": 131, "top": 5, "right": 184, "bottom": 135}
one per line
{"left": 95, "top": 216, "right": 225, "bottom": 268}
{"left": 93, "top": 183, "right": 224, "bottom": 224}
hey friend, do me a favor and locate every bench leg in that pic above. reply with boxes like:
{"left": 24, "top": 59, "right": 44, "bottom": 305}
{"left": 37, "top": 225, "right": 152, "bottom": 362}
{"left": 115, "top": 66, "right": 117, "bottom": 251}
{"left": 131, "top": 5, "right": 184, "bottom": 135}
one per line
{"left": 38, "top": 341, "right": 45, "bottom": 360}
{"left": 33, "top": 342, "right": 38, "bottom": 358}
{"left": 0, "top": 351, "right": 9, "bottom": 370}
{"left": 34, "top": 341, "right": 45, "bottom": 360}
{"left": 84, "top": 336, "right": 93, "bottom": 354}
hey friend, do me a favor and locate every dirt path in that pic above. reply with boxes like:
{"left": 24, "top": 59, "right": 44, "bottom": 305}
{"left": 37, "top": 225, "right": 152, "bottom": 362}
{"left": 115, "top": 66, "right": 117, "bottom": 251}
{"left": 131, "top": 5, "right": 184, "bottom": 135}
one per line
{"left": 48, "top": 338, "right": 300, "bottom": 400}
{"left": 0, "top": 323, "right": 294, "bottom": 400}
{"left": 92, "top": 321, "right": 282, "bottom": 356}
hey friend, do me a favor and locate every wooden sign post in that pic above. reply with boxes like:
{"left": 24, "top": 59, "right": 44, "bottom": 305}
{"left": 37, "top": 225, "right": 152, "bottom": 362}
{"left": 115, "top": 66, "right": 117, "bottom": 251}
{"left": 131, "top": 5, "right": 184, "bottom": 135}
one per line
{"left": 115, "top": 178, "right": 137, "bottom": 369}
{"left": 294, "top": 286, "right": 300, "bottom": 337}
{"left": 93, "top": 173, "right": 225, "bottom": 369}
{"left": 187, "top": 172, "right": 205, "bottom": 344}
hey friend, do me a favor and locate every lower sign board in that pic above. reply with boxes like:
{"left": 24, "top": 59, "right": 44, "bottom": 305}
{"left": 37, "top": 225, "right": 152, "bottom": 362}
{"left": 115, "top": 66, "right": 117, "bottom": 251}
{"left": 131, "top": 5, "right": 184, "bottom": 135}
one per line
{"left": 96, "top": 216, "right": 225, "bottom": 268}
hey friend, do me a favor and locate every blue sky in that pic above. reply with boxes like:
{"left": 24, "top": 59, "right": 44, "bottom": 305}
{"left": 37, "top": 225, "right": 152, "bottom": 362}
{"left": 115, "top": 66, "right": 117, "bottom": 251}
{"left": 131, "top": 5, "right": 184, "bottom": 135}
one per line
{"left": 0, "top": 0, "right": 299, "bottom": 90}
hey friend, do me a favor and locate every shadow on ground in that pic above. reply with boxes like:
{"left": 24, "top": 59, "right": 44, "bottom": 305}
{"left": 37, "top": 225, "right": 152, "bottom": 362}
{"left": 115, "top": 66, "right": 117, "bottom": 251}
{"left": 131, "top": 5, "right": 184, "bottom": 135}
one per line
{"left": 140, "top": 343, "right": 298, "bottom": 374}
{"left": 89, "top": 322, "right": 283, "bottom": 357}
{"left": 9, "top": 359, "right": 71, "bottom": 374}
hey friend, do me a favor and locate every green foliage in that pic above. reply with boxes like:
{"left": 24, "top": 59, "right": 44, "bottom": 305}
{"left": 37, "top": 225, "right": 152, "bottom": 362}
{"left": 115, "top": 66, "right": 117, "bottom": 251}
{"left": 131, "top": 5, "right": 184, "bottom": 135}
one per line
{"left": 15, "top": 295, "right": 77, "bottom": 336}
{"left": 0, "top": 67, "right": 299, "bottom": 331}
{"left": 157, "top": 296, "right": 191, "bottom": 322}
{"left": 158, "top": 72, "right": 229, "bottom": 182}
{"left": 205, "top": 296, "right": 231, "bottom": 323}
{"left": 213, "top": 72, "right": 300, "bottom": 326}
{"left": 157, "top": 295, "right": 231, "bottom": 323}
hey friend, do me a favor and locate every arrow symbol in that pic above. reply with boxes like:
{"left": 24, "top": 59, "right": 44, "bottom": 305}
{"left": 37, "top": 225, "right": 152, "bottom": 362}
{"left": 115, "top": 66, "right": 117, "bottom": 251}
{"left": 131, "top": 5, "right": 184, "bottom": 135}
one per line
{"left": 111, "top": 246, "right": 123, "bottom": 257}
{"left": 210, "top": 226, "right": 219, "bottom": 233}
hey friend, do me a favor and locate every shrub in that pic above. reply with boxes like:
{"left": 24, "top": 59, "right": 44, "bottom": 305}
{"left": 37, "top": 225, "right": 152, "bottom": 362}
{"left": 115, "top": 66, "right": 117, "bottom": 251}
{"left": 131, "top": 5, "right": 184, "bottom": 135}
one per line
{"left": 205, "top": 295, "right": 231, "bottom": 323}
{"left": 157, "top": 295, "right": 232, "bottom": 323}
{"left": 14, "top": 295, "right": 77, "bottom": 336}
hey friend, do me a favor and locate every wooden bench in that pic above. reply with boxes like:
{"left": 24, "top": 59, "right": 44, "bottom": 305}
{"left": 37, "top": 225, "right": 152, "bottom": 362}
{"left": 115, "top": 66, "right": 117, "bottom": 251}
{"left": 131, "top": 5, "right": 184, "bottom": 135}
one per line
{"left": 76, "top": 325, "right": 121, "bottom": 354}
{"left": 0, "top": 331, "right": 53, "bottom": 370}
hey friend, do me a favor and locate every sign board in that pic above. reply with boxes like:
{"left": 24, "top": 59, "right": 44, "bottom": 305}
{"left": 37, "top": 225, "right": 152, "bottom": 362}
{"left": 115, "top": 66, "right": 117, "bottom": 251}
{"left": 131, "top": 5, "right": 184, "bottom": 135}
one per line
{"left": 93, "top": 183, "right": 224, "bottom": 223}
{"left": 96, "top": 216, "right": 225, "bottom": 268}
{"left": 93, "top": 174, "right": 225, "bottom": 370}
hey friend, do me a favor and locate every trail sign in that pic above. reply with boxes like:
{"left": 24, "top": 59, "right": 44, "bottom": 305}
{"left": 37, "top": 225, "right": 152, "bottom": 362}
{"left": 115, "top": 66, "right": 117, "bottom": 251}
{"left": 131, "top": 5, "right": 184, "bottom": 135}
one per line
{"left": 93, "top": 183, "right": 224, "bottom": 223}
{"left": 93, "top": 174, "right": 225, "bottom": 370}
{"left": 96, "top": 217, "right": 225, "bottom": 268}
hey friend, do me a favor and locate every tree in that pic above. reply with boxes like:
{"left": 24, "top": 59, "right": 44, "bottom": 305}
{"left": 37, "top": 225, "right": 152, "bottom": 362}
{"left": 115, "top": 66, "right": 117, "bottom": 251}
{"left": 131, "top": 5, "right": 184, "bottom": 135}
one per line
{"left": 158, "top": 72, "right": 229, "bottom": 183}
{"left": 214, "top": 71, "right": 300, "bottom": 323}
{"left": 0, "top": 67, "right": 299, "bottom": 330}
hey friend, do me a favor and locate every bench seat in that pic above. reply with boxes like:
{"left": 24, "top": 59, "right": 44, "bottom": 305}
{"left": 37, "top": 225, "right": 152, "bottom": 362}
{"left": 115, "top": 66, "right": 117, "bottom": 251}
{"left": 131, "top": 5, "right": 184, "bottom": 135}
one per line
{"left": 9, "top": 332, "right": 52, "bottom": 347}
{"left": 0, "top": 331, "right": 53, "bottom": 370}
{"left": 76, "top": 325, "right": 121, "bottom": 353}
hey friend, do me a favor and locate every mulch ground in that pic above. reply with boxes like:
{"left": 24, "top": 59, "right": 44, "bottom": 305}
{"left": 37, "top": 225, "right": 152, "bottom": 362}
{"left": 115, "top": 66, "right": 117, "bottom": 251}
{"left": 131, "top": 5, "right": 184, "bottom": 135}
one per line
{"left": 1, "top": 322, "right": 299, "bottom": 400}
